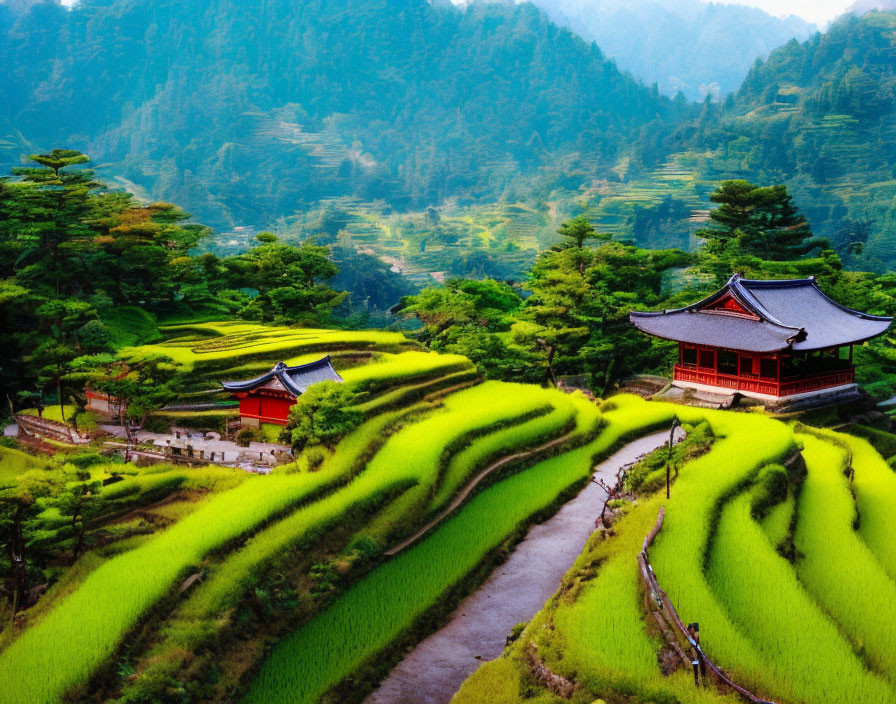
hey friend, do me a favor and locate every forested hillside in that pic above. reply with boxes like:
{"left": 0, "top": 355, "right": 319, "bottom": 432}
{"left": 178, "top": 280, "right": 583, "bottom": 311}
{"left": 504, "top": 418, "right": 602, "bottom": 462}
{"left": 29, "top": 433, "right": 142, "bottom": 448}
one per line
{"left": 679, "top": 11, "right": 896, "bottom": 270}
{"left": 0, "top": 0, "right": 679, "bottom": 230}
{"left": 4, "top": 2, "right": 896, "bottom": 272}
{"left": 532, "top": 0, "right": 816, "bottom": 99}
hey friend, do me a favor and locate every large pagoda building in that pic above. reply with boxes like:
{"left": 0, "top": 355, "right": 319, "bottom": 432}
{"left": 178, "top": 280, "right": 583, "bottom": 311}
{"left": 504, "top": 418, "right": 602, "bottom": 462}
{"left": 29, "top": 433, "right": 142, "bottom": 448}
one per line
{"left": 630, "top": 275, "right": 892, "bottom": 401}
{"left": 222, "top": 357, "right": 343, "bottom": 426}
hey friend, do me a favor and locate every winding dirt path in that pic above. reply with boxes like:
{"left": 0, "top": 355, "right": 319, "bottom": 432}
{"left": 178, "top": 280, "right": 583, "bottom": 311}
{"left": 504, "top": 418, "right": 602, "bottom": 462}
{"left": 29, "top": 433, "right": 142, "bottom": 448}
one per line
{"left": 364, "top": 430, "right": 677, "bottom": 704}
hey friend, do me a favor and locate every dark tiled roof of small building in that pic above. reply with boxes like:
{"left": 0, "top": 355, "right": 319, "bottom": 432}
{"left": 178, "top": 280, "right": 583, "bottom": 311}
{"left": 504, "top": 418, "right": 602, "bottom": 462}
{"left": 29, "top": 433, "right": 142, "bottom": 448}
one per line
{"left": 221, "top": 357, "right": 343, "bottom": 397}
{"left": 630, "top": 274, "right": 892, "bottom": 353}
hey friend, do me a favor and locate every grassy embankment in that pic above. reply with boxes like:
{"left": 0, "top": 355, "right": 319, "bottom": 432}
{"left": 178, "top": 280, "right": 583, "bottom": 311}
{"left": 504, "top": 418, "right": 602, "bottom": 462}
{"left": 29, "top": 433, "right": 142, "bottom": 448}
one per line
{"left": 242, "top": 395, "right": 686, "bottom": 704}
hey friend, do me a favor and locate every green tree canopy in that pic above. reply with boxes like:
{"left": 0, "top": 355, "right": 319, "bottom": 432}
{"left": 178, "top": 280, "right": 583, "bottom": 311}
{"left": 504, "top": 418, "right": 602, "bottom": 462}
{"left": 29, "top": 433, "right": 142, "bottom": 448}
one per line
{"left": 285, "top": 382, "right": 362, "bottom": 451}
{"left": 555, "top": 215, "right": 608, "bottom": 250}
{"left": 697, "top": 180, "right": 819, "bottom": 260}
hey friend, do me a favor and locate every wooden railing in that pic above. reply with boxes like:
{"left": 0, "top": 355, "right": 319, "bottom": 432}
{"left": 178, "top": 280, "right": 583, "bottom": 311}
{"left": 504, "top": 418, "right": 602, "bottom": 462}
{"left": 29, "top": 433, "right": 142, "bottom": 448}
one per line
{"left": 674, "top": 365, "right": 854, "bottom": 398}
{"left": 638, "top": 508, "right": 777, "bottom": 704}
{"left": 15, "top": 414, "right": 87, "bottom": 445}
{"left": 238, "top": 413, "right": 289, "bottom": 426}
{"left": 779, "top": 370, "right": 854, "bottom": 396}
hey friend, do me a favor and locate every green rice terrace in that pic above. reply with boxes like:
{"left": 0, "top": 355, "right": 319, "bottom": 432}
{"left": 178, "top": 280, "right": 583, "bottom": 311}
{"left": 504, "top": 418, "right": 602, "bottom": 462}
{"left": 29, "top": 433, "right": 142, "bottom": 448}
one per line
{"left": 3, "top": 320, "right": 896, "bottom": 704}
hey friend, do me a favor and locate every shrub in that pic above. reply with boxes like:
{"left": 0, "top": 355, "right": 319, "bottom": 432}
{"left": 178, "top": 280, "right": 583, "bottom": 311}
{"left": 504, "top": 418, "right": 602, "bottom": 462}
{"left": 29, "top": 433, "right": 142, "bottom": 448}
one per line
{"left": 73, "top": 411, "right": 99, "bottom": 433}
{"left": 286, "top": 382, "right": 362, "bottom": 451}
{"left": 749, "top": 464, "right": 788, "bottom": 520}
{"left": 305, "top": 446, "right": 326, "bottom": 471}
{"left": 67, "top": 452, "right": 106, "bottom": 470}
{"left": 347, "top": 534, "right": 380, "bottom": 561}
{"left": 236, "top": 427, "right": 264, "bottom": 447}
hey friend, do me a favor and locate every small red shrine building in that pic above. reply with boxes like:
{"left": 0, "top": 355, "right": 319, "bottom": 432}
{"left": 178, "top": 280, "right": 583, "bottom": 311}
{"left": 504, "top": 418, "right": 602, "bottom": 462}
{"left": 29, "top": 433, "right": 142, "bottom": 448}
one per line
{"left": 221, "top": 357, "right": 343, "bottom": 426}
{"left": 630, "top": 275, "right": 892, "bottom": 401}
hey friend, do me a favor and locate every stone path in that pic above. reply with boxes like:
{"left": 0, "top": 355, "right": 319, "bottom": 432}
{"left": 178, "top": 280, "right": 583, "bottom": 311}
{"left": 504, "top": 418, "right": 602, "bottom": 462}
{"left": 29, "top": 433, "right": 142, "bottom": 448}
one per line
{"left": 363, "top": 430, "right": 679, "bottom": 704}
{"left": 98, "top": 425, "right": 289, "bottom": 466}
{"left": 5, "top": 422, "right": 290, "bottom": 470}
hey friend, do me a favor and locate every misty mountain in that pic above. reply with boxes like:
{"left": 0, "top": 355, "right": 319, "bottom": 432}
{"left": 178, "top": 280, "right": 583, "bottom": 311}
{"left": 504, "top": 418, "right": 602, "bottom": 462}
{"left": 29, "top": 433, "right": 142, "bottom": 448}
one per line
{"left": 676, "top": 10, "right": 896, "bottom": 268}
{"left": 531, "top": 0, "right": 816, "bottom": 100}
{"left": 850, "top": 0, "right": 896, "bottom": 15}
{"left": 0, "top": 0, "right": 680, "bottom": 230}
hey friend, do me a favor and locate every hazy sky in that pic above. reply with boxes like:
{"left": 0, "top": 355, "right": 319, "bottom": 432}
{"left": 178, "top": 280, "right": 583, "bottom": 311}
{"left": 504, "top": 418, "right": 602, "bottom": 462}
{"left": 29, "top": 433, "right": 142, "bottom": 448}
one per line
{"left": 60, "top": 0, "right": 856, "bottom": 26}
{"left": 713, "top": 0, "right": 855, "bottom": 25}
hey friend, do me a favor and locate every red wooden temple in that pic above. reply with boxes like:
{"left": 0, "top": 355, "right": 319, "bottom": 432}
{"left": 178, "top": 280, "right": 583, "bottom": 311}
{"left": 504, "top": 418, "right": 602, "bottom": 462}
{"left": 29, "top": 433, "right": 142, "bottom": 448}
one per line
{"left": 221, "top": 357, "right": 343, "bottom": 426}
{"left": 630, "top": 275, "right": 892, "bottom": 401}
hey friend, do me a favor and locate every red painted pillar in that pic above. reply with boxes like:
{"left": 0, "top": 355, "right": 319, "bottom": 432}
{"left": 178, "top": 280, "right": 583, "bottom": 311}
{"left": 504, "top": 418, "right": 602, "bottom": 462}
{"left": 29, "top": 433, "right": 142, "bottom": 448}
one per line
{"left": 776, "top": 355, "right": 781, "bottom": 395}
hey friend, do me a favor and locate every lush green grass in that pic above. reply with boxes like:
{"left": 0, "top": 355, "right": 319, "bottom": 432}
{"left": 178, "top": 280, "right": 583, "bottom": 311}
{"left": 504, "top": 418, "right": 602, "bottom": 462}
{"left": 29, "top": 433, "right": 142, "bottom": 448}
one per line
{"left": 259, "top": 422, "right": 285, "bottom": 443}
{"left": 842, "top": 423, "right": 896, "bottom": 460}
{"left": 0, "top": 445, "right": 43, "bottom": 485}
{"left": 759, "top": 492, "right": 793, "bottom": 549}
{"left": 506, "top": 480, "right": 735, "bottom": 703}
{"left": 136, "top": 322, "right": 411, "bottom": 374}
{"left": 359, "top": 382, "right": 568, "bottom": 543}
{"left": 455, "top": 407, "right": 896, "bottom": 704}
{"left": 0, "top": 469, "right": 346, "bottom": 704}
{"left": 139, "top": 401, "right": 443, "bottom": 659}
{"left": 549, "top": 406, "right": 766, "bottom": 701}
{"left": 350, "top": 369, "right": 479, "bottom": 416}
{"left": 708, "top": 491, "right": 895, "bottom": 704}
{"left": 20, "top": 405, "right": 77, "bottom": 424}
{"left": 340, "top": 351, "right": 474, "bottom": 394}
{"left": 144, "top": 475, "right": 414, "bottom": 677}
{"left": 831, "top": 431, "right": 896, "bottom": 583}
{"left": 648, "top": 411, "right": 797, "bottom": 696}
{"left": 555, "top": 490, "right": 681, "bottom": 688}
{"left": 427, "top": 393, "right": 577, "bottom": 514}
{"left": 243, "top": 395, "right": 683, "bottom": 704}
{"left": 99, "top": 306, "right": 160, "bottom": 349}
{"left": 794, "top": 432, "right": 896, "bottom": 685}
{"left": 243, "top": 399, "right": 604, "bottom": 704}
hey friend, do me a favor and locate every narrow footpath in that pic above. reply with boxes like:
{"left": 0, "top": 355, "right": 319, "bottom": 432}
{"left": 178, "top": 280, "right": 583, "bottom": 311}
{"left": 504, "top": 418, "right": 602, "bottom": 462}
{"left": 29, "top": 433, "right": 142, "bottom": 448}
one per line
{"left": 363, "top": 430, "right": 676, "bottom": 704}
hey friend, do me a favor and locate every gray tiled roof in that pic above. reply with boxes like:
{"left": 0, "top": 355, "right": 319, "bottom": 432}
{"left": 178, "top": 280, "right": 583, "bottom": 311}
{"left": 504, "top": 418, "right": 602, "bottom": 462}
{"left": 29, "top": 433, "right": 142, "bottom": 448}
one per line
{"left": 630, "top": 275, "right": 892, "bottom": 353}
{"left": 221, "top": 357, "right": 343, "bottom": 397}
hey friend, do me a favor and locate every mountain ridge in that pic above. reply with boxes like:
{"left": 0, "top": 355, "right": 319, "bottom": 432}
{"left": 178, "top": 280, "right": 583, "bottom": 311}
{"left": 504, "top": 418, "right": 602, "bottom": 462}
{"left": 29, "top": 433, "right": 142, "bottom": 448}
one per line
{"left": 0, "top": 0, "right": 679, "bottom": 229}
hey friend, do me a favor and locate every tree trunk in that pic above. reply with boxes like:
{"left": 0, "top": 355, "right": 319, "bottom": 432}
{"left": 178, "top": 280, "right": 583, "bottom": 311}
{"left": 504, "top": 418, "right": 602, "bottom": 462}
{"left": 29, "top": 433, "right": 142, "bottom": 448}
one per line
{"left": 120, "top": 404, "right": 133, "bottom": 444}
{"left": 71, "top": 507, "right": 84, "bottom": 564}
{"left": 57, "top": 369, "right": 65, "bottom": 423}
{"left": 597, "top": 357, "right": 616, "bottom": 398}
{"left": 545, "top": 346, "right": 558, "bottom": 388}
{"left": 8, "top": 508, "right": 27, "bottom": 615}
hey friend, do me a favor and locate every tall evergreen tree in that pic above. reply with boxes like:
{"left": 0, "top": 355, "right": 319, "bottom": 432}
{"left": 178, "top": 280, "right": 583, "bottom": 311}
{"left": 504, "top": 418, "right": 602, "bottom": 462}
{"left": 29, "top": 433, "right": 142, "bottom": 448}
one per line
{"left": 695, "top": 180, "right": 820, "bottom": 280}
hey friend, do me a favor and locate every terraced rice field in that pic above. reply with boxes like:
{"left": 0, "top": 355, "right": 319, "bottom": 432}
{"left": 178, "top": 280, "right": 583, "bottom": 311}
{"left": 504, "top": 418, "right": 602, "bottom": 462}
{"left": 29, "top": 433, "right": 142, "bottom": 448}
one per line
{"left": 453, "top": 408, "right": 896, "bottom": 704}
{"left": 8, "top": 316, "right": 896, "bottom": 704}
{"left": 129, "top": 321, "right": 414, "bottom": 384}
{"left": 0, "top": 445, "right": 43, "bottom": 484}
{"left": 0, "top": 333, "right": 616, "bottom": 704}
